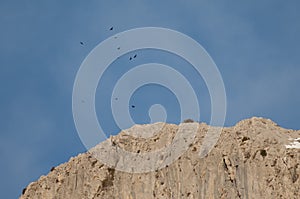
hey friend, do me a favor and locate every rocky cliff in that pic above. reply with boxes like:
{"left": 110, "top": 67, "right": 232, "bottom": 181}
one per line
{"left": 20, "top": 117, "right": 300, "bottom": 199}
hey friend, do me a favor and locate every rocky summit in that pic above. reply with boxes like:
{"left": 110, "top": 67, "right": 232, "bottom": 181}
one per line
{"left": 20, "top": 117, "right": 300, "bottom": 199}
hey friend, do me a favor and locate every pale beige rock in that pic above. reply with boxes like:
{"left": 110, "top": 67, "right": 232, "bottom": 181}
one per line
{"left": 20, "top": 117, "right": 300, "bottom": 199}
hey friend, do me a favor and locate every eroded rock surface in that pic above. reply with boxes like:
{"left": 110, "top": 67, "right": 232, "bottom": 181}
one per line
{"left": 20, "top": 117, "right": 300, "bottom": 199}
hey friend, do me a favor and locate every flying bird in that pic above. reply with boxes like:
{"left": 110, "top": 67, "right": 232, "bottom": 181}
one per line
{"left": 129, "top": 57, "right": 132, "bottom": 60}
{"left": 117, "top": 47, "right": 121, "bottom": 50}
{"left": 80, "top": 41, "right": 84, "bottom": 45}
{"left": 131, "top": 105, "right": 135, "bottom": 108}
{"left": 133, "top": 54, "right": 137, "bottom": 58}
{"left": 109, "top": 27, "right": 113, "bottom": 31}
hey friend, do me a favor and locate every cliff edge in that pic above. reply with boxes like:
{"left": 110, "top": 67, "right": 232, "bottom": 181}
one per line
{"left": 20, "top": 117, "right": 300, "bottom": 199}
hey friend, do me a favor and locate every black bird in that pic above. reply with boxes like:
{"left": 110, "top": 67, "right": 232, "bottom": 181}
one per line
{"left": 117, "top": 47, "right": 121, "bottom": 50}
{"left": 110, "top": 27, "right": 113, "bottom": 31}
{"left": 22, "top": 187, "right": 27, "bottom": 195}
{"left": 183, "top": 119, "right": 194, "bottom": 123}
{"left": 133, "top": 54, "right": 137, "bottom": 58}
{"left": 80, "top": 41, "right": 84, "bottom": 45}
{"left": 129, "top": 57, "right": 132, "bottom": 60}
{"left": 131, "top": 105, "right": 135, "bottom": 108}
{"left": 50, "top": 167, "right": 55, "bottom": 172}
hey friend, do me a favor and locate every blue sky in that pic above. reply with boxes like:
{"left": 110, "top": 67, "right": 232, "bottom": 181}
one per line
{"left": 1, "top": 1, "right": 300, "bottom": 198}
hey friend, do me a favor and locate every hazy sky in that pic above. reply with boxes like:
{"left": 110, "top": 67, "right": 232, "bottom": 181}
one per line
{"left": 1, "top": 1, "right": 300, "bottom": 198}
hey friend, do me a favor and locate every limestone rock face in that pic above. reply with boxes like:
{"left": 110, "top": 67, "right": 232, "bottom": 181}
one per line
{"left": 20, "top": 117, "right": 300, "bottom": 199}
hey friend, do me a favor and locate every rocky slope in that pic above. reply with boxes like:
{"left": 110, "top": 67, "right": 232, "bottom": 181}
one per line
{"left": 20, "top": 117, "right": 300, "bottom": 199}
